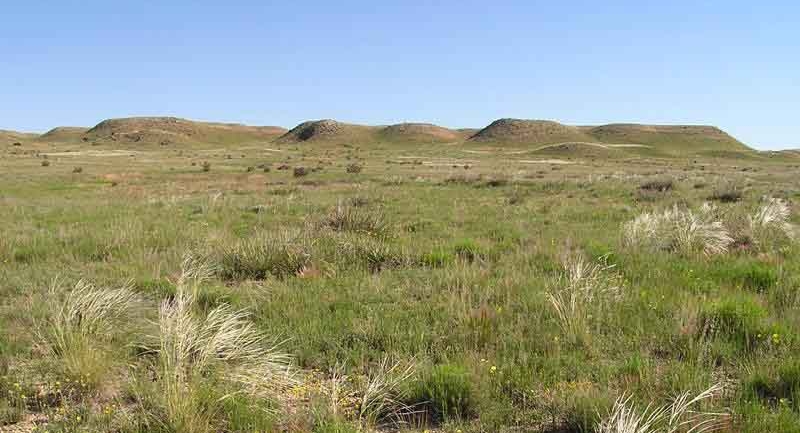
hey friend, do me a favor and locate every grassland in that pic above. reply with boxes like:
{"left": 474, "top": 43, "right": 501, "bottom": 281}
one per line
{"left": 2, "top": 122, "right": 800, "bottom": 433}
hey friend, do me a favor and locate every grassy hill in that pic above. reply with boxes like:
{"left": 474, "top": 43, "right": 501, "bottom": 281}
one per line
{"left": 585, "top": 123, "right": 750, "bottom": 153}
{"left": 278, "top": 120, "right": 467, "bottom": 145}
{"left": 379, "top": 123, "right": 462, "bottom": 143}
{"left": 26, "top": 117, "right": 753, "bottom": 158}
{"left": 84, "top": 117, "right": 287, "bottom": 145}
{"left": 464, "top": 119, "right": 751, "bottom": 157}
{"left": 39, "top": 127, "right": 90, "bottom": 143}
{"left": 469, "top": 118, "right": 592, "bottom": 144}
{"left": 1, "top": 129, "right": 38, "bottom": 144}
{"left": 276, "top": 119, "right": 379, "bottom": 144}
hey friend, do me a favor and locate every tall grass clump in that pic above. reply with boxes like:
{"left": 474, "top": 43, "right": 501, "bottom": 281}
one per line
{"left": 546, "top": 255, "right": 622, "bottom": 345}
{"left": 38, "top": 280, "right": 141, "bottom": 387}
{"left": 321, "top": 203, "right": 393, "bottom": 239}
{"left": 357, "top": 358, "right": 417, "bottom": 428}
{"left": 596, "top": 383, "right": 728, "bottom": 433}
{"left": 748, "top": 197, "right": 795, "bottom": 248}
{"left": 218, "top": 232, "right": 312, "bottom": 280}
{"left": 330, "top": 234, "right": 406, "bottom": 272}
{"left": 138, "top": 259, "right": 296, "bottom": 433}
{"left": 623, "top": 204, "right": 733, "bottom": 255}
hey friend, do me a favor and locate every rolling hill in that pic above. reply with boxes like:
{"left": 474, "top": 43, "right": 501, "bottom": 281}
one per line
{"left": 40, "top": 127, "right": 90, "bottom": 142}
{"left": 1, "top": 129, "right": 38, "bottom": 144}
{"left": 277, "top": 120, "right": 465, "bottom": 145}
{"left": 379, "top": 123, "right": 463, "bottom": 143}
{"left": 584, "top": 124, "right": 749, "bottom": 153}
{"left": 83, "top": 117, "right": 287, "bottom": 145}
{"left": 6, "top": 116, "right": 756, "bottom": 157}
{"left": 464, "top": 118, "right": 751, "bottom": 156}
{"left": 276, "top": 119, "right": 379, "bottom": 144}
{"left": 469, "top": 119, "right": 592, "bottom": 144}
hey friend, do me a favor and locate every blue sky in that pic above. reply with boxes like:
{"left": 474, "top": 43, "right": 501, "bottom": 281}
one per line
{"left": 2, "top": 1, "right": 798, "bottom": 149}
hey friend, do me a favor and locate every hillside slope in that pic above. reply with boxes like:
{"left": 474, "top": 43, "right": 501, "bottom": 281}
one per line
{"left": 585, "top": 124, "right": 750, "bottom": 152}
{"left": 40, "top": 127, "right": 90, "bottom": 142}
{"left": 469, "top": 119, "right": 592, "bottom": 144}
{"left": 84, "top": 117, "right": 287, "bottom": 145}
{"left": 1, "top": 129, "right": 38, "bottom": 144}
{"left": 379, "top": 123, "right": 462, "bottom": 143}
{"left": 276, "top": 120, "right": 380, "bottom": 144}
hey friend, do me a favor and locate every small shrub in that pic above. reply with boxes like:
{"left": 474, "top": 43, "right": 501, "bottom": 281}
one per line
{"left": 482, "top": 175, "right": 509, "bottom": 188}
{"left": 411, "top": 364, "right": 473, "bottom": 421}
{"left": 639, "top": 177, "right": 674, "bottom": 192}
{"left": 709, "top": 184, "right": 743, "bottom": 203}
{"left": 634, "top": 188, "right": 664, "bottom": 202}
{"left": 72, "top": 166, "right": 83, "bottom": 173}
{"left": 246, "top": 166, "right": 255, "bottom": 172}
{"left": 41, "top": 160, "right": 50, "bottom": 167}
{"left": 346, "top": 163, "right": 363, "bottom": 173}
{"left": 202, "top": 161, "right": 211, "bottom": 172}
{"left": 293, "top": 166, "right": 309, "bottom": 177}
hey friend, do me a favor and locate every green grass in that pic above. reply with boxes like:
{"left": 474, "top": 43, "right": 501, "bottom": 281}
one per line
{"left": 1, "top": 133, "right": 799, "bottom": 432}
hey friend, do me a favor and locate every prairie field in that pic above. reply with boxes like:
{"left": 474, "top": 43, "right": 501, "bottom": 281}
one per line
{"left": 2, "top": 130, "right": 800, "bottom": 433}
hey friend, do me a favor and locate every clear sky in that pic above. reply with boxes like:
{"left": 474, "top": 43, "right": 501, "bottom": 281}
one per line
{"left": 2, "top": 1, "right": 798, "bottom": 149}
